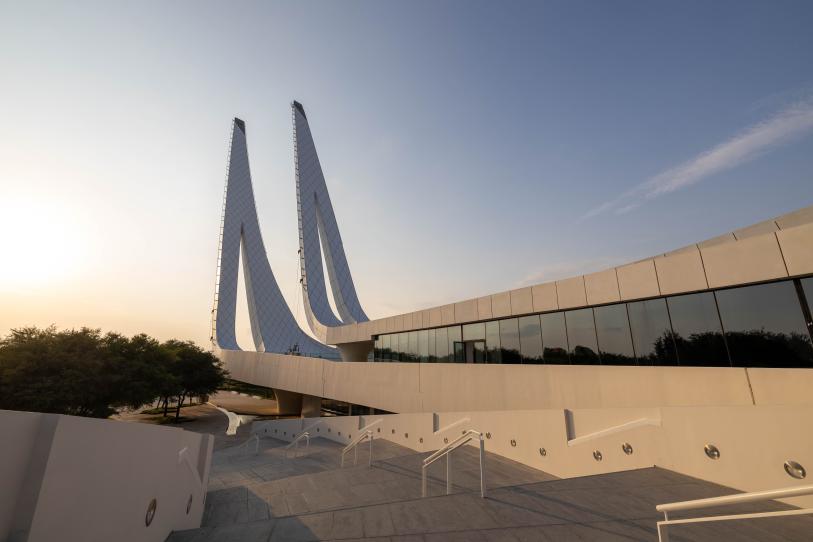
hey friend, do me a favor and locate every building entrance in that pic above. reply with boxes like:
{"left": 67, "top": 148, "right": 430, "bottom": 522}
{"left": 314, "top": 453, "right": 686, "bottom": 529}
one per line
{"left": 455, "top": 340, "right": 486, "bottom": 363}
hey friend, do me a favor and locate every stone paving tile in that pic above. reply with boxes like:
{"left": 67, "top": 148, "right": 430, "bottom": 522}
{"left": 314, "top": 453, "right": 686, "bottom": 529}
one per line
{"left": 265, "top": 492, "right": 292, "bottom": 518}
{"left": 330, "top": 509, "right": 365, "bottom": 539}
{"left": 359, "top": 503, "right": 397, "bottom": 538}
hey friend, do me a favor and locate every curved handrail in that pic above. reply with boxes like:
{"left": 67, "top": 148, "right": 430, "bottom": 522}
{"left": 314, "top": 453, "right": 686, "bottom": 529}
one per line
{"left": 285, "top": 431, "right": 310, "bottom": 459}
{"left": 422, "top": 430, "right": 486, "bottom": 498}
{"left": 341, "top": 430, "right": 373, "bottom": 468}
{"left": 657, "top": 484, "right": 813, "bottom": 513}
{"left": 655, "top": 484, "right": 813, "bottom": 542}
{"left": 424, "top": 430, "right": 482, "bottom": 467}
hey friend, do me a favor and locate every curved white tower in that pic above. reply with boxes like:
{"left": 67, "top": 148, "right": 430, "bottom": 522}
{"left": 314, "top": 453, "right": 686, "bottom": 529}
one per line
{"left": 293, "top": 101, "right": 368, "bottom": 341}
{"left": 212, "top": 118, "right": 335, "bottom": 357}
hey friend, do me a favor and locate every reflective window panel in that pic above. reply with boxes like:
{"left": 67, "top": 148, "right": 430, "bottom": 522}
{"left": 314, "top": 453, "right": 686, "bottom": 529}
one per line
{"left": 540, "top": 312, "right": 569, "bottom": 364}
{"left": 803, "top": 278, "right": 813, "bottom": 315}
{"left": 518, "top": 315, "right": 544, "bottom": 364}
{"left": 436, "top": 327, "right": 450, "bottom": 362}
{"left": 418, "top": 329, "right": 429, "bottom": 362}
{"left": 427, "top": 328, "right": 437, "bottom": 362}
{"left": 486, "top": 320, "right": 502, "bottom": 363}
{"left": 499, "top": 318, "right": 521, "bottom": 364}
{"left": 448, "top": 326, "right": 464, "bottom": 363}
{"left": 565, "top": 309, "right": 599, "bottom": 364}
{"left": 408, "top": 331, "right": 419, "bottom": 362}
{"left": 397, "top": 332, "right": 408, "bottom": 362}
{"left": 463, "top": 322, "right": 486, "bottom": 341}
{"left": 384, "top": 334, "right": 392, "bottom": 361}
{"left": 627, "top": 299, "right": 677, "bottom": 365}
{"left": 666, "top": 292, "right": 729, "bottom": 366}
{"left": 594, "top": 304, "right": 636, "bottom": 365}
{"left": 374, "top": 336, "right": 381, "bottom": 362}
{"left": 716, "top": 281, "right": 813, "bottom": 368}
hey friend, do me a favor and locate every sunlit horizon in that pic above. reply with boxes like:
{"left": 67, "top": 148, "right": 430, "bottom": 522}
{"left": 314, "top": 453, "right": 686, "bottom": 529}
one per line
{"left": 2, "top": 1, "right": 812, "bottom": 348}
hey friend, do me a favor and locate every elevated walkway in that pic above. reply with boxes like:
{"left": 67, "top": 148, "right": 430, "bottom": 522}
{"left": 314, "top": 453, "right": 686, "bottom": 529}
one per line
{"left": 169, "top": 433, "right": 813, "bottom": 541}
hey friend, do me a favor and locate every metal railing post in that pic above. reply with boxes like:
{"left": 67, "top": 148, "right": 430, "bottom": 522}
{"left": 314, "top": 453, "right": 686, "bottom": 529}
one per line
{"left": 479, "top": 434, "right": 486, "bottom": 498}
{"left": 446, "top": 453, "right": 452, "bottom": 495}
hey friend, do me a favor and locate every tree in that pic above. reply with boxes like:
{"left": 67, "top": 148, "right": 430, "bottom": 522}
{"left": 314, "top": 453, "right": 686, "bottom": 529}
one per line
{"left": 162, "top": 340, "right": 228, "bottom": 421}
{"left": 0, "top": 326, "right": 115, "bottom": 417}
{"left": 0, "top": 326, "right": 226, "bottom": 420}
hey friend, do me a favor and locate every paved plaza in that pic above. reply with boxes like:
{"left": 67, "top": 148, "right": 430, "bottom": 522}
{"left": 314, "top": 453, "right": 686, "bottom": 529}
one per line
{"left": 167, "top": 412, "right": 813, "bottom": 541}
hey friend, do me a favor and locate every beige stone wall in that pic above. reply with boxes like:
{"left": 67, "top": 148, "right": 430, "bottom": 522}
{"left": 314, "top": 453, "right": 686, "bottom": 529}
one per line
{"left": 219, "top": 348, "right": 813, "bottom": 414}
{"left": 0, "top": 410, "right": 212, "bottom": 542}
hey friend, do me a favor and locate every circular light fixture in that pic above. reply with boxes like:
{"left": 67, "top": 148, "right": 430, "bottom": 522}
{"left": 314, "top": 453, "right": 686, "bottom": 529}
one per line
{"left": 539, "top": 448, "right": 547, "bottom": 457}
{"left": 593, "top": 450, "right": 603, "bottom": 462}
{"left": 486, "top": 432, "right": 492, "bottom": 439}
{"left": 785, "top": 460, "right": 806, "bottom": 480}
{"left": 145, "top": 498, "right": 157, "bottom": 527}
{"left": 405, "top": 433, "right": 409, "bottom": 438}
{"left": 444, "top": 437, "right": 449, "bottom": 444}
{"left": 510, "top": 439, "right": 517, "bottom": 447}
{"left": 391, "top": 429, "right": 395, "bottom": 434}
{"left": 622, "top": 443, "right": 633, "bottom": 455}
{"left": 704, "top": 444, "right": 720, "bottom": 460}
{"left": 377, "top": 428, "right": 381, "bottom": 433}
{"left": 419, "top": 437, "right": 424, "bottom": 443}
{"left": 186, "top": 494, "right": 193, "bottom": 515}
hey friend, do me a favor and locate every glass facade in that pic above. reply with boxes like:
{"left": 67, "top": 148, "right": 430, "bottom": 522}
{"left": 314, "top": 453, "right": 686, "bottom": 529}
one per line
{"left": 372, "top": 277, "right": 813, "bottom": 369}
{"left": 667, "top": 292, "right": 728, "bottom": 366}
{"left": 716, "top": 281, "right": 813, "bottom": 368}
{"left": 485, "top": 320, "right": 501, "bottom": 363}
{"left": 565, "top": 308, "right": 599, "bottom": 364}
{"left": 540, "top": 312, "right": 569, "bottom": 364}
{"left": 594, "top": 304, "right": 636, "bottom": 365}
{"left": 627, "top": 298, "right": 677, "bottom": 365}
{"left": 518, "top": 315, "right": 544, "bottom": 364}
{"left": 499, "top": 318, "right": 521, "bottom": 364}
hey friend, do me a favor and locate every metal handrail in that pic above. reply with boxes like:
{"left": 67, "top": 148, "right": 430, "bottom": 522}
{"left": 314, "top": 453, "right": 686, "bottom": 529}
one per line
{"left": 341, "top": 430, "right": 373, "bottom": 468}
{"left": 285, "top": 431, "right": 310, "bottom": 459}
{"left": 655, "top": 484, "right": 813, "bottom": 542}
{"left": 422, "top": 430, "right": 486, "bottom": 498}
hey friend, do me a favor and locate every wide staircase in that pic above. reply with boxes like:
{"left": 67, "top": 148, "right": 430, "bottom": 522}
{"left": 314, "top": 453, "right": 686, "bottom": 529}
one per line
{"left": 167, "top": 432, "right": 813, "bottom": 541}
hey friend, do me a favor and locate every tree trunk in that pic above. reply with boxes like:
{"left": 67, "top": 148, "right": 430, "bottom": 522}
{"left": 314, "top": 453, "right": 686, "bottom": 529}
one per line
{"left": 163, "top": 397, "right": 169, "bottom": 417}
{"left": 174, "top": 393, "right": 184, "bottom": 421}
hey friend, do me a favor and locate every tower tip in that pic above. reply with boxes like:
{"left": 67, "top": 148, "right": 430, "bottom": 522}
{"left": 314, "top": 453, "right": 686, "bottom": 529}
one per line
{"left": 292, "top": 101, "right": 307, "bottom": 119}
{"left": 234, "top": 118, "right": 246, "bottom": 133}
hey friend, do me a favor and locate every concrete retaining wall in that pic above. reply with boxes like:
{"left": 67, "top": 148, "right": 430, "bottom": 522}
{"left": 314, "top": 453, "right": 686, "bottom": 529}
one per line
{"left": 0, "top": 410, "right": 213, "bottom": 542}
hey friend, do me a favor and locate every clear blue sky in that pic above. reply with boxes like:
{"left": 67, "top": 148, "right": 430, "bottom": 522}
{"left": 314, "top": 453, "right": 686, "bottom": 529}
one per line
{"left": 1, "top": 1, "right": 812, "bottom": 347}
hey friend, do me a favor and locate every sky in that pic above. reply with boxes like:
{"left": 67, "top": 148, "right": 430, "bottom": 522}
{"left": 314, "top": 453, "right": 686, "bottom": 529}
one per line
{"left": 1, "top": 1, "right": 812, "bottom": 349}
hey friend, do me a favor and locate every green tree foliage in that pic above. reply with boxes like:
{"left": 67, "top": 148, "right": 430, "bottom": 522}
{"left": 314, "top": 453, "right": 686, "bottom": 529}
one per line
{"left": 163, "top": 339, "right": 228, "bottom": 421}
{"left": 0, "top": 326, "right": 228, "bottom": 419}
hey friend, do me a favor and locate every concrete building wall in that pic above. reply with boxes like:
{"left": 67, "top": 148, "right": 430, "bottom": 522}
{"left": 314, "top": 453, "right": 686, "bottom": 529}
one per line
{"left": 219, "top": 347, "right": 813, "bottom": 414}
{"left": 0, "top": 410, "right": 212, "bottom": 542}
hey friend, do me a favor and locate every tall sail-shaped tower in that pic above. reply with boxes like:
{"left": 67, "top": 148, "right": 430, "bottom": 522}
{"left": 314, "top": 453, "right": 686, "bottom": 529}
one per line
{"left": 293, "top": 101, "right": 368, "bottom": 342}
{"left": 212, "top": 118, "right": 335, "bottom": 357}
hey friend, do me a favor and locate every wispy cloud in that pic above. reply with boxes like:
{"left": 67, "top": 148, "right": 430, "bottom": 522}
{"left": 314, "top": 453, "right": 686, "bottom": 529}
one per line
{"left": 583, "top": 99, "right": 813, "bottom": 220}
{"left": 514, "top": 257, "right": 621, "bottom": 288}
